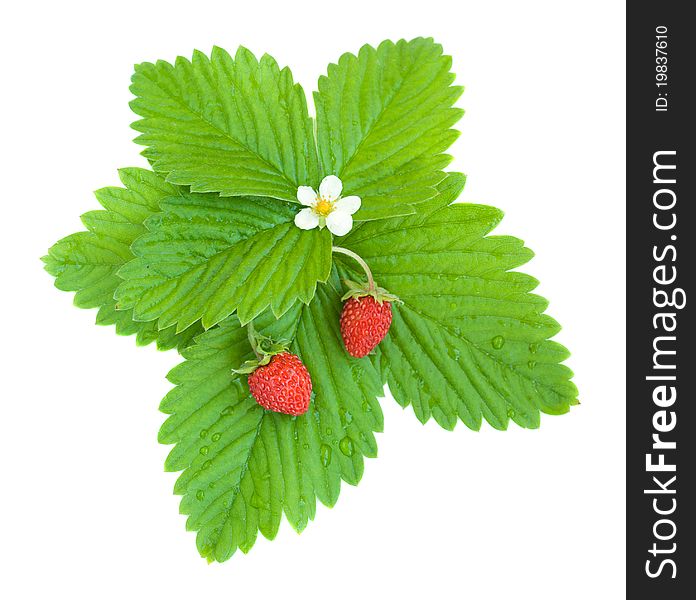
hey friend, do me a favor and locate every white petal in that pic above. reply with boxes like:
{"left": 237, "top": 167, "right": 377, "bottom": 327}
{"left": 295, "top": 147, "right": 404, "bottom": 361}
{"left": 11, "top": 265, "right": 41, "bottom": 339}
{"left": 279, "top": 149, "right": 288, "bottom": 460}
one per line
{"left": 326, "top": 210, "right": 353, "bottom": 236}
{"left": 294, "top": 208, "right": 320, "bottom": 230}
{"left": 297, "top": 186, "right": 317, "bottom": 206}
{"left": 319, "top": 175, "right": 342, "bottom": 200}
{"left": 334, "top": 195, "right": 361, "bottom": 215}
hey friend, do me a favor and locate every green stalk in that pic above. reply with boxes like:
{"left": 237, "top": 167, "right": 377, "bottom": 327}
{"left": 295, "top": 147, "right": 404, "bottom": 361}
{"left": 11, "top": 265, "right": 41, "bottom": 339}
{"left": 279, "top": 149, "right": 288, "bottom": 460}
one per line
{"left": 246, "top": 320, "right": 262, "bottom": 359}
{"left": 332, "top": 246, "right": 375, "bottom": 292}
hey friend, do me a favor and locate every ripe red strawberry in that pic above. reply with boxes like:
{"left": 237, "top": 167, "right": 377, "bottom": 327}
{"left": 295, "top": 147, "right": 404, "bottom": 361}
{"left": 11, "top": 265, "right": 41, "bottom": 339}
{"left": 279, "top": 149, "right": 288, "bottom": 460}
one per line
{"left": 247, "top": 352, "right": 312, "bottom": 416}
{"left": 340, "top": 296, "right": 393, "bottom": 358}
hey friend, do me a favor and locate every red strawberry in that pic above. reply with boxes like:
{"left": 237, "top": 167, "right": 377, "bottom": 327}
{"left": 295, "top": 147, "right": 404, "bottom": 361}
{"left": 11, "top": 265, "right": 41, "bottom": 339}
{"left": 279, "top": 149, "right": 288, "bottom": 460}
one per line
{"left": 247, "top": 352, "right": 312, "bottom": 416}
{"left": 340, "top": 296, "right": 393, "bottom": 358}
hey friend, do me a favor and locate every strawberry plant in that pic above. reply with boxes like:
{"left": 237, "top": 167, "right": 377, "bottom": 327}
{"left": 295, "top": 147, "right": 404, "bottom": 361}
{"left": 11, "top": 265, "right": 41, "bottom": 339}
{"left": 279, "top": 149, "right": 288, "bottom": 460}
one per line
{"left": 43, "top": 38, "right": 578, "bottom": 562}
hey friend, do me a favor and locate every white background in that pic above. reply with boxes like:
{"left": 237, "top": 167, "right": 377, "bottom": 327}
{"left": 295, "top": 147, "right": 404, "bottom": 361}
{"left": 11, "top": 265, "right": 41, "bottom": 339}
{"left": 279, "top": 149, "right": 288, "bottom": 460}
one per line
{"left": 2, "top": 1, "right": 625, "bottom": 598}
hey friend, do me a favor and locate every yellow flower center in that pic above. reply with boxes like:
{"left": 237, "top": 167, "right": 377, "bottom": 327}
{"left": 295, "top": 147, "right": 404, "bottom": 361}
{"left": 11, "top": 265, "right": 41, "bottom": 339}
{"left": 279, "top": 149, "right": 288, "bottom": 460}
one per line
{"left": 314, "top": 198, "right": 335, "bottom": 217}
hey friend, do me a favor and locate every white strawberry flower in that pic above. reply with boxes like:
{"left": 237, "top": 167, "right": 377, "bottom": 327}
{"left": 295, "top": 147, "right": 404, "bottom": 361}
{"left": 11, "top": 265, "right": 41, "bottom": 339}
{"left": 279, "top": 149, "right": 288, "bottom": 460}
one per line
{"left": 294, "top": 175, "right": 361, "bottom": 236}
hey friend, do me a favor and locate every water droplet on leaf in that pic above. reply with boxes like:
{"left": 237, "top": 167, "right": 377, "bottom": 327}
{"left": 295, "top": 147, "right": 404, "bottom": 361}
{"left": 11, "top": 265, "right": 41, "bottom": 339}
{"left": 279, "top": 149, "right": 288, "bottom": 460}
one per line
{"left": 199, "top": 446, "right": 209, "bottom": 456}
{"left": 491, "top": 335, "right": 505, "bottom": 349}
{"left": 250, "top": 493, "right": 265, "bottom": 509}
{"left": 211, "top": 433, "right": 221, "bottom": 442}
{"left": 350, "top": 364, "right": 365, "bottom": 379}
{"left": 196, "top": 490, "right": 205, "bottom": 501}
{"left": 339, "top": 437, "right": 355, "bottom": 457}
{"left": 339, "top": 408, "right": 353, "bottom": 425}
{"left": 320, "top": 444, "right": 332, "bottom": 467}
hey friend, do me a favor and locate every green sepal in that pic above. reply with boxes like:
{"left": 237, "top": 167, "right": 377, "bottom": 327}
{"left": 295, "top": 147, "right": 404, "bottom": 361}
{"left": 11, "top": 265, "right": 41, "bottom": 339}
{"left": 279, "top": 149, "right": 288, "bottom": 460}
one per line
{"left": 254, "top": 334, "right": 290, "bottom": 357}
{"left": 340, "top": 279, "right": 402, "bottom": 304}
{"left": 231, "top": 359, "right": 267, "bottom": 375}
{"left": 231, "top": 327, "right": 289, "bottom": 374}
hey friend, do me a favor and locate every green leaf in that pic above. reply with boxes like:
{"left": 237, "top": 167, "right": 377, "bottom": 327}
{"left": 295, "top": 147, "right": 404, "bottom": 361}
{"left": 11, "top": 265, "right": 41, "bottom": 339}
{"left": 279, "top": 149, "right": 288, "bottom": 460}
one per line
{"left": 314, "top": 37, "right": 464, "bottom": 221}
{"left": 337, "top": 173, "right": 578, "bottom": 431}
{"left": 42, "top": 168, "right": 203, "bottom": 351}
{"left": 161, "top": 281, "right": 383, "bottom": 562}
{"left": 115, "top": 192, "right": 333, "bottom": 331}
{"left": 131, "top": 46, "right": 319, "bottom": 201}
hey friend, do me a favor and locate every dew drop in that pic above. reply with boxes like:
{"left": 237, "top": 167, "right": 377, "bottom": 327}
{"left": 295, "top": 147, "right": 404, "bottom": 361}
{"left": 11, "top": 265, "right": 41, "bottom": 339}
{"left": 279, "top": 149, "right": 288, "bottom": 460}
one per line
{"left": 339, "top": 437, "right": 355, "bottom": 457}
{"left": 507, "top": 408, "right": 516, "bottom": 419}
{"left": 527, "top": 360, "right": 537, "bottom": 370}
{"left": 350, "top": 364, "right": 365, "bottom": 379}
{"left": 202, "top": 460, "right": 212, "bottom": 470}
{"left": 361, "top": 400, "right": 372, "bottom": 413}
{"left": 491, "top": 335, "right": 505, "bottom": 350}
{"left": 302, "top": 443, "right": 310, "bottom": 450}
{"left": 339, "top": 408, "right": 353, "bottom": 425}
{"left": 196, "top": 490, "right": 205, "bottom": 501}
{"left": 199, "top": 446, "right": 209, "bottom": 456}
{"left": 250, "top": 493, "right": 265, "bottom": 509}
{"left": 326, "top": 427, "right": 333, "bottom": 436}
{"left": 529, "top": 342, "right": 539, "bottom": 354}
{"left": 220, "top": 405, "right": 235, "bottom": 416}
{"left": 211, "top": 433, "right": 221, "bottom": 442}
{"left": 320, "top": 444, "right": 332, "bottom": 467}
{"left": 449, "top": 302, "right": 457, "bottom": 310}
{"left": 208, "top": 481, "right": 216, "bottom": 489}
{"left": 200, "top": 429, "right": 209, "bottom": 439}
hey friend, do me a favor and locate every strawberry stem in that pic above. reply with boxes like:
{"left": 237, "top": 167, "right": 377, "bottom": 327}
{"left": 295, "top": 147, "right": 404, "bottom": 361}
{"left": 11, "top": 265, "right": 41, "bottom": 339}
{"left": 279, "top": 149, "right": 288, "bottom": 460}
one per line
{"left": 332, "top": 246, "right": 375, "bottom": 292}
{"left": 246, "top": 321, "right": 263, "bottom": 360}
